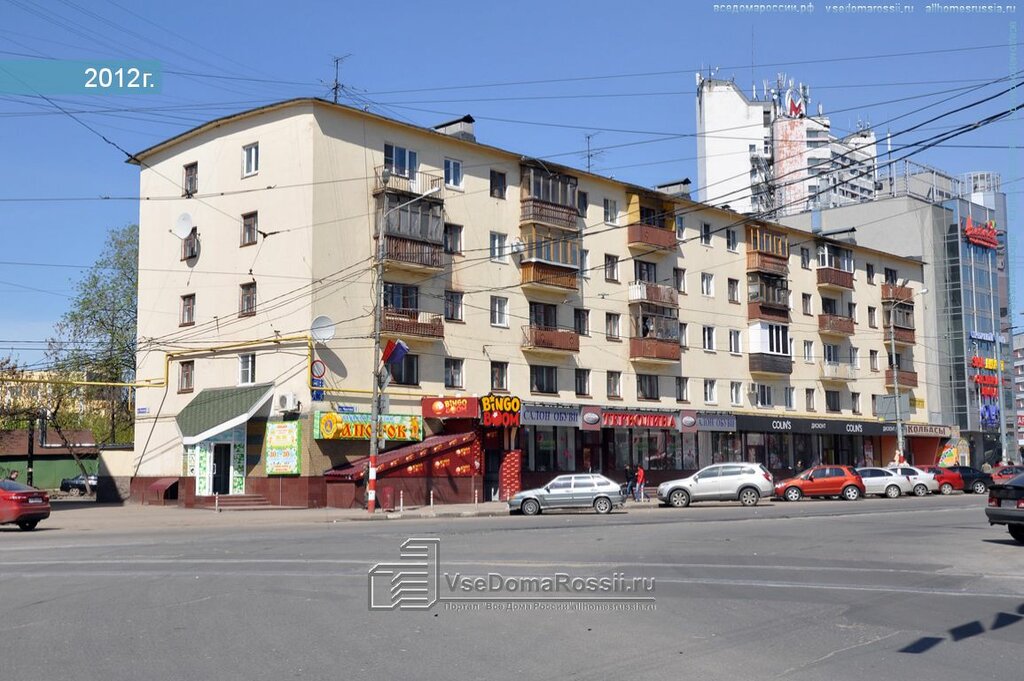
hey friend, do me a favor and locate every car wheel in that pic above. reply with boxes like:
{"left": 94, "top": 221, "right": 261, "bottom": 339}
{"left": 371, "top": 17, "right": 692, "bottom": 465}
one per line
{"left": 70, "top": 487, "right": 82, "bottom": 497}
{"left": 940, "top": 482, "right": 953, "bottom": 495}
{"left": 971, "top": 480, "right": 987, "bottom": 495}
{"left": 885, "top": 485, "right": 901, "bottom": 499}
{"left": 593, "top": 497, "right": 612, "bottom": 514}
{"left": 913, "top": 484, "right": 928, "bottom": 497}
{"left": 521, "top": 499, "right": 541, "bottom": 516}
{"left": 17, "top": 520, "right": 38, "bottom": 531}
{"left": 668, "top": 489, "right": 690, "bottom": 508}
{"left": 784, "top": 486, "right": 802, "bottom": 502}
{"left": 842, "top": 485, "right": 861, "bottom": 501}
{"left": 738, "top": 488, "right": 760, "bottom": 507}
{"left": 1008, "top": 524, "right": 1024, "bottom": 545}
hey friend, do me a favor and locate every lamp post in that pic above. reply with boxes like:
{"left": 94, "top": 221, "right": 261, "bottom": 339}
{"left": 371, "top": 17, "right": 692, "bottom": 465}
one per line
{"left": 367, "top": 171, "right": 440, "bottom": 513}
{"left": 889, "top": 286, "right": 927, "bottom": 463}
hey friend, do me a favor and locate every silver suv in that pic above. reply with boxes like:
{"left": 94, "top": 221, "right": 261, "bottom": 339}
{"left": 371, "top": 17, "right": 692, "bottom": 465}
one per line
{"left": 657, "top": 463, "right": 774, "bottom": 508}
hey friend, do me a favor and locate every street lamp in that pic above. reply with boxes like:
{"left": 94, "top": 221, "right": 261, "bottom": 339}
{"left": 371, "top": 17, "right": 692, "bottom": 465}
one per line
{"left": 889, "top": 285, "right": 927, "bottom": 464}
{"left": 367, "top": 174, "right": 440, "bottom": 513}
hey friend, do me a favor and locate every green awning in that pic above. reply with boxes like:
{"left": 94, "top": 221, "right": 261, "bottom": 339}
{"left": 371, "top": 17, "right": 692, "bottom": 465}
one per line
{"left": 175, "top": 383, "right": 275, "bottom": 445}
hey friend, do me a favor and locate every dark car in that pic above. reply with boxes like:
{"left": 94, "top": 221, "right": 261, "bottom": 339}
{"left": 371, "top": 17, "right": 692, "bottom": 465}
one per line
{"left": 0, "top": 479, "right": 51, "bottom": 531}
{"left": 985, "top": 473, "right": 1024, "bottom": 544}
{"left": 946, "top": 465, "right": 993, "bottom": 495}
{"left": 60, "top": 474, "right": 98, "bottom": 495}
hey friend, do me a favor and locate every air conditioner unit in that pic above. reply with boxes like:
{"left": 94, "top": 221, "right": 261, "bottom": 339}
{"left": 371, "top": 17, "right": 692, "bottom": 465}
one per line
{"left": 277, "top": 392, "right": 300, "bottom": 412}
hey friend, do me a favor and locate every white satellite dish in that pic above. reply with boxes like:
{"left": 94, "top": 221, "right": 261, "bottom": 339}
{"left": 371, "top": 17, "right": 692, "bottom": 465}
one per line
{"left": 310, "top": 315, "right": 336, "bottom": 343}
{"left": 172, "top": 213, "right": 194, "bottom": 239}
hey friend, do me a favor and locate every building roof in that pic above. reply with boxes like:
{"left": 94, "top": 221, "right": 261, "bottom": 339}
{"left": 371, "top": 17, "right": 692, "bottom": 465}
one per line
{"left": 325, "top": 431, "right": 476, "bottom": 481}
{"left": 174, "top": 383, "right": 275, "bottom": 445}
{"left": 0, "top": 429, "right": 99, "bottom": 456}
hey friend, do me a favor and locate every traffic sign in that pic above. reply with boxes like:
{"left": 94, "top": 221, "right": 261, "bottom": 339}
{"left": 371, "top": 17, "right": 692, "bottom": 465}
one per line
{"left": 310, "top": 359, "right": 326, "bottom": 379}
{"left": 311, "top": 377, "right": 324, "bottom": 401}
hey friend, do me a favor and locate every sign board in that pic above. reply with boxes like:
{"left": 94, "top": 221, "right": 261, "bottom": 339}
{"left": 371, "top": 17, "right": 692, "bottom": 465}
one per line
{"left": 874, "top": 393, "right": 911, "bottom": 422}
{"left": 962, "top": 216, "right": 999, "bottom": 250}
{"left": 265, "top": 422, "right": 301, "bottom": 476}
{"left": 903, "top": 424, "right": 953, "bottom": 438}
{"left": 421, "top": 396, "right": 479, "bottom": 419}
{"left": 136, "top": 406, "right": 150, "bottom": 415}
{"left": 520, "top": 403, "right": 580, "bottom": 427}
{"left": 601, "top": 410, "right": 679, "bottom": 430}
{"left": 313, "top": 411, "right": 423, "bottom": 442}
{"left": 480, "top": 394, "right": 521, "bottom": 428}
{"left": 311, "top": 377, "right": 324, "bottom": 402}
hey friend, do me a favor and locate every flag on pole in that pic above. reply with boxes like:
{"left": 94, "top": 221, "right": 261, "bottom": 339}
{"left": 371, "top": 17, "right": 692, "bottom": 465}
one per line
{"left": 382, "top": 338, "right": 409, "bottom": 365}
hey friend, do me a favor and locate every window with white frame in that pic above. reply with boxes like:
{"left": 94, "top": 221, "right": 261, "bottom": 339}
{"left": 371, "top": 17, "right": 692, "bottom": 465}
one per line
{"left": 679, "top": 322, "right": 688, "bottom": 348}
{"left": 870, "top": 349, "right": 879, "bottom": 371}
{"left": 383, "top": 143, "right": 417, "bottom": 180}
{"left": 675, "top": 214, "right": 685, "bottom": 239}
{"left": 490, "top": 296, "right": 509, "bottom": 327}
{"left": 606, "top": 313, "right": 621, "bottom": 340}
{"left": 850, "top": 346, "right": 860, "bottom": 368}
{"left": 802, "top": 293, "right": 812, "bottom": 315}
{"left": 704, "top": 379, "right": 717, "bottom": 403}
{"left": 728, "top": 278, "right": 739, "bottom": 303}
{"left": 726, "top": 228, "right": 737, "bottom": 251}
{"left": 702, "top": 325, "right": 716, "bottom": 350}
{"left": 238, "top": 353, "right": 256, "bottom": 385}
{"left": 756, "top": 383, "right": 773, "bottom": 407}
{"left": 242, "top": 142, "right": 259, "bottom": 177}
{"left": 729, "top": 329, "right": 741, "bottom": 354}
{"left": 489, "top": 232, "right": 508, "bottom": 262}
{"left": 603, "top": 198, "right": 618, "bottom": 224}
{"left": 607, "top": 371, "right": 622, "bottom": 399}
{"left": 673, "top": 267, "right": 686, "bottom": 293}
{"left": 675, "top": 376, "right": 689, "bottom": 402}
{"left": 444, "top": 290, "right": 464, "bottom": 321}
{"left": 491, "top": 361, "right": 508, "bottom": 391}
{"left": 868, "top": 306, "right": 877, "bottom": 327}
{"left": 604, "top": 254, "right": 619, "bottom": 281}
{"left": 239, "top": 282, "right": 256, "bottom": 316}
{"left": 803, "top": 340, "right": 814, "bottom": 362}
{"left": 178, "top": 360, "right": 194, "bottom": 393}
{"left": 579, "top": 249, "right": 590, "bottom": 278}
{"left": 443, "top": 223, "right": 463, "bottom": 254}
{"left": 730, "top": 381, "right": 742, "bottom": 406}
{"left": 700, "top": 272, "right": 714, "bottom": 296}
{"left": 700, "top": 222, "right": 712, "bottom": 245}
{"left": 444, "top": 358, "right": 464, "bottom": 388}
{"left": 852, "top": 391, "right": 861, "bottom": 414}
{"left": 637, "top": 374, "right": 659, "bottom": 400}
{"left": 767, "top": 324, "right": 789, "bottom": 355}
{"left": 444, "top": 158, "right": 463, "bottom": 188}
{"left": 785, "top": 386, "right": 795, "bottom": 409}
{"left": 180, "top": 294, "right": 195, "bottom": 326}
{"left": 241, "top": 212, "right": 258, "bottom": 246}
{"left": 805, "top": 388, "right": 815, "bottom": 411}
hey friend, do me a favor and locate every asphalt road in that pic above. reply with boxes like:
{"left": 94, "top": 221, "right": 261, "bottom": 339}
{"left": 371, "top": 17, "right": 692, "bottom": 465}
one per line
{"left": 1, "top": 495, "right": 1021, "bottom": 681}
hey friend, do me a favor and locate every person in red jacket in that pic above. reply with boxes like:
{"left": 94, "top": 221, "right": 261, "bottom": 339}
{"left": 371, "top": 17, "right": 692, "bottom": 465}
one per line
{"left": 634, "top": 465, "right": 646, "bottom": 501}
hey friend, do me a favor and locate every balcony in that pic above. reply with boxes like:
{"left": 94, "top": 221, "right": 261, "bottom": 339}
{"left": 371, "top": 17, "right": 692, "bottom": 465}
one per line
{"left": 885, "top": 369, "right": 919, "bottom": 389}
{"left": 749, "top": 353, "right": 794, "bottom": 375}
{"left": 889, "top": 326, "right": 916, "bottom": 345}
{"left": 818, "top": 313, "right": 855, "bottom": 336}
{"left": 382, "top": 236, "right": 447, "bottom": 271}
{"left": 746, "top": 250, "right": 789, "bottom": 276}
{"left": 381, "top": 308, "right": 444, "bottom": 340}
{"left": 817, "top": 267, "right": 854, "bottom": 290}
{"left": 881, "top": 283, "right": 914, "bottom": 303}
{"left": 627, "top": 223, "right": 677, "bottom": 252}
{"left": 521, "top": 325, "right": 579, "bottom": 354}
{"left": 521, "top": 261, "right": 578, "bottom": 292}
{"left": 373, "top": 165, "right": 445, "bottom": 199}
{"left": 520, "top": 198, "right": 579, "bottom": 232}
{"left": 820, "top": 361, "right": 856, "bottom": 382}
{"left": 630, "top": 337, "right": 681, "bottom": 363}
{"left": 628, "top": 281, "right": 678, "bottom": 307}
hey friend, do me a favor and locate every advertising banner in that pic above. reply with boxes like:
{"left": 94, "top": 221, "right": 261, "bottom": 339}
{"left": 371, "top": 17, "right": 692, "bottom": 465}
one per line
{"left": 265, "top": 421, "right": 302, "bottom": 475}
{"left": 314, "top": 411, "right": 423, "bottom": 442}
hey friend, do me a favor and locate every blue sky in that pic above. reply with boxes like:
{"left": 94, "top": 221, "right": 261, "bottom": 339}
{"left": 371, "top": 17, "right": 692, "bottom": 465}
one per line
{"left": 1, "top": 1, "right": 1021, "bottom": 366}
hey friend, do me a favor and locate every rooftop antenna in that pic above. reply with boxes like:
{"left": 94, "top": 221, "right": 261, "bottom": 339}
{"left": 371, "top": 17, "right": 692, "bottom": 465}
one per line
{"left": 326, "top": 54, "right": 352, "bottom": 104}
{"left": 583, "top": 132, "right": 605, "bottom": 172}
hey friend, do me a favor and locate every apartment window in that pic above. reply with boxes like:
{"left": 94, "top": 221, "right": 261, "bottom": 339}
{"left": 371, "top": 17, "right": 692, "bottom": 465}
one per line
{"left": 444, "top": 358, "right": 464, "bottom": 389}
{"left": 870, "top": 350, "right": 879, "bottom": 371}
{"left": 574, "top": 308, "right": 590, "bottom": 336}
{"left": 676, "top": 377, "right": 689, "bottom": 402}
{"left": 767, "top": 324, "right": 789, "bottom": 355}
{"left": 443, "top": 223, "right": 463, "bottom": 254}
{"left": 825, "top": 390, "right": 841, "bottom": 413}
{"left": 489, "top": 170, "right": 507, "bottom": 199}
{"left": 796, "top": 293, "right": 810, "bottom": 316}
{"left": 579, "top": 249, "right": 590, "bottom": 278}
{"left": 784, "top": 386, "right": 795, "bottom": 409}
{"left": 867, "top": 306, "right": 877, "bottom": 328}
{"left": 604, "top": 254, "right": 619, "bottom": 282}
{"left": 757, "top": 384, "right": 773, "bottom": 407}
{"left": 575, "top": 369, "right": 591, "bottom": 397}
{"left": 727, "top": 278, "right": 739, "bottom": 303}
{"left": 702, "top": 325, "right": 716, "bottom": 351}
{"left": 241, "top": 212, "right": 258, "bottom": 247}
{"left": 180, "top": 294, "right": 195, "bottom": 326}
{"left": 530, "top": 365, "right": 557, "bottom": 394}
{"left": 673, "top": 267, "right": 686, "bottom": 293}
{"left": 242, "top": 142, "right": 259, "bottom": 177}
{"left": 605, "top": 313, "right": 621, "bottom": 340}
{"left": 847, "top": 302, "right": 857, "bottom": 323}
{"left": 383, "top": 143, "right": 417, "bottom": 180}
{"left": 704, "top": 379, "right": 717, "bottom": 403}
{"left": 675, "top": 215, "right": 685, "bottom": 240}
{"left": 700, "top": 272, "right": 714, "bottom": 297}
{"left": 803, "top": 340, "right": 814, "bottom": 362}
{"left": 491, "top": 361, "right": 508, "bottom": 391}
{"left": 851, "top": 392, "right": 861, "bottom": 414}
{"left": 823, "top": 343, "right": 839, "bottom": 364}
{"left": 700, "top": 222, "right": 712, "bottom": 246}
{"left": 730, "top": 381, "right": 742, "bottom": 406}
{"left": 726, "top": 228, "right": 738, "bottom": 251}
{"left": 183, "top": 162, "right": 198, "bottom": 196}
{"left": 239, "top": 353, "right": 256, "bottom": 385}
{"left": 729, "top": 329, "right": 741, "bottom": 354}
{"left": 181, "top": 228, "right": 198, "bottom": 260}
{"left": 679, "top": 322, "right": 688, "bottom": 348}
{"left": 866, "top": 263, "right": 875, "bottom": 284}
{"left": 850, "top": 346, "right": 860, "bottom": 368}
{"left": 444, "top": 158, "right": 463, "bottom": 189}
{"left": 607, "top": 371, "right": 622, "bottom": 399}
{"left": 390, "top": 354, "right": 419, "bottom": 386}
{"left": 603, "top": 198, "right": 618, "bottom": 224}
{"left": 383, "top": 282, "right": 418, "bottom": 310}
{"left": 489, "top": 232, "right": 508, "bottom": 262}
{"left": 239, "top": 282, "right": 256, "bottom": 317}
{"left": 444, "top": 291, "right": 464, "bottom": 321}
{"left": 805, "top": 388, "right": 815, "bottom": 411}
{"left": 634, "top": 374, "right": 658, "bottom": 400}
{"left": 577, "top": 190, "right": 589, "bottom": 216}
{"left": 490, "top": 296, "right": 509, "bottom": 327}
{"left": 178, "top": 360, "right": 194, "bottom": 393}
{"left": 800, "top": 247, "right": 811, "bottom": 269}
{"left": 528, "top": 302, "right": 557, "bottom": 329}
{"left": 884, "top": 267, "right": 898, "bottom": 285}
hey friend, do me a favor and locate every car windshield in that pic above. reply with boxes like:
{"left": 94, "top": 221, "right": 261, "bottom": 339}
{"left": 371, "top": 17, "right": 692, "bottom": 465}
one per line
{"left": 0, "top": 480, "right": 36, "bottom": 492}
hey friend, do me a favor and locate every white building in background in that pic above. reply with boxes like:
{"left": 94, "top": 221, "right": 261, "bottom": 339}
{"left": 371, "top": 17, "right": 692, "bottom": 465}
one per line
{"left": 695, "top": 74, "right": 877, "bottom": 218}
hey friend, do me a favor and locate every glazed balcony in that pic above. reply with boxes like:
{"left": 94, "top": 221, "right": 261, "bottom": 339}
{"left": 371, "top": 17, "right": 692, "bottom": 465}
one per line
{"left": 373, "top": 165, "right": 444, "bottom": 199}
{"left": 746, "top": 250, "right": 789, "bottom": 276}
{"left": 749, "top": 353, "right": 793, "bottom": 375}
{"left": 881, "top": 283, "right": 914, "bottom": 303}
{"left": 521, "top": 325, "right": 579, "bottom": 354}
{"left": 520, "top": 198, "right": 579, "bottom": 232}
{"left": 885, "top": 369, "right": 919, "bottom": 389}
{"left": 629, "top": 337, "right": 681, "bottom": 363}
{"left": 628, "top": 281, "right": 678, "bottom": 307}
{"left": 381, "top": 308, "right": 444, "bottom": 340}
{"left": 820, "top": 361, "right": 856, "bottom": 382}
{"left": 817, "top": 266, "right": 854, "bottom": 290}
{"left": 627, "top": 223, "right": 677, "bottom": 252}
{"left": 382, "top": 236, "right": 447, "bottom": 271}
{"left": 749, "top": 284, "right": 790, "bottom": 310}
{"left": 521, "top": 261, "right": 579, "bottom": 292}
{"left": 818, "top": 313, "right": 855, "bottom": 336}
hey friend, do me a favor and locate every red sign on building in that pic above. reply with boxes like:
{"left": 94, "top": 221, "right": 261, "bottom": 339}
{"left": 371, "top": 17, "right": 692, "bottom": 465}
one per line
{"left": 601, "top": 410, "right": 679, "bottom": 430}
{"left": 480, "top": 394, "right": 521, "bottom": 428}
{"left": 421, "top": 397, "right": 479, "bottom": 419}
{"left": 963, "top": 216, "right": 999, "bottom": 250}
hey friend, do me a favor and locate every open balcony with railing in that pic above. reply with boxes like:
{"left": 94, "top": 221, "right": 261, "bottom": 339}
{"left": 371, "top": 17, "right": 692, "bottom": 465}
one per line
{"left": 520, "top": 198, "right": 580, "bottom": 232}
{"left": 382, "top": 236, "right": 447, "bottom": 271}
{"left": 521, "top": 325, "right": 579, "bottom": 354}
{"left": 629, "top": 337, "right": 681, "bottom": 363}
{"left": 628, "top": 281, "right": 678, "bottom": 306}
{"left": 373, "top": 165, "right": 445, "bottom": 199}
{"left": 627, "top": 223, "right": 677, "bottom": 252}
{"left": 885, "top": 369, "right": 919, "bottom": 389}
{"left": 889, "top": 326, "right": 916, "bottom": 345}
{"left": 521, "top": 261, "right": 579, "bottom": 292}
{"left": 881, "top": 283, "right": 914, "bottom": 303}
{"left": 818, "top": 313, "right": 855, "bottom": 336}
{"left": 381, "top": 308, "right": 444, "bottom": 340}
{"left": 817, "top": 266, "right": 854, "bottom": 290}
{"left": 820, "top": 361, "right": 856, "bottom": 382}
{"left": 749, "top": 353, "right": 794, "bottom": 375}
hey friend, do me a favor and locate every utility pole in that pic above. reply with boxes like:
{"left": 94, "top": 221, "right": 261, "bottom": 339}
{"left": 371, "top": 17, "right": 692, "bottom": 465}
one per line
{"left": 889, "top": 302, "right": 904, "bottom": 463}
{"left": 988, "top": 247, "right": 1009, "bottom": 463}
{"left": 26, "top": 412, "right": 35, "bottom": 487}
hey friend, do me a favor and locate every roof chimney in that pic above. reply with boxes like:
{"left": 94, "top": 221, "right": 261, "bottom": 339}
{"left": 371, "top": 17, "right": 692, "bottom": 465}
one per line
{"left": 433, "top": 114, "right": 475, "bottom": 142}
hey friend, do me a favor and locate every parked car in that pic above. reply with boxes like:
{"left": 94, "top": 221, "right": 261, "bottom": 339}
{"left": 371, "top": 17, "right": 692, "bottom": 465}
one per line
{"left": 991, "top": 465, "right": 1024, "bottom": 485}
{"left": 0, "top": 479, "right": 51, "bottom": 531}
{"left": 60, "top": 473, "right": 98, "bottom": 495}
{"left": 946, "top": 465, "right": 993, "bottom": 495}
{"left": 774, "top": 466, "right": 864, "bottom": 501}
{"left": 920, "top": 465, "right": 963, "bottom": 495}
{"left": 857, "top": 467, "right": 914, "bottom": 498}
{"left": 508, "top": 474, "right": 625, "bottom": 515}
{"left": 657, "top": 463, "right": 774, "bottom": 508}
{"left": 985, "top": 472, "right": 1024, "bottom": 544}
{"left": 886, "top": 465, "right": 939, "bottom": 496}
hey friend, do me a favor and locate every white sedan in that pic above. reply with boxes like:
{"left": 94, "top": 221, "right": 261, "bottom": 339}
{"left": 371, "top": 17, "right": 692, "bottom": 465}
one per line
{"left": 856, "top": 467, "right": 915, "bottom": 498}
{"left": 887, "top": 465, "right": 939, "bottom": 496}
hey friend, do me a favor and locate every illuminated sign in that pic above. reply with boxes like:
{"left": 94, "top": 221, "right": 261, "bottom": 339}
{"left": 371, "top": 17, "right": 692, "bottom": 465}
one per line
{"left": 602, "top": 410, "right": 679, "bottom": 429}
{"left": 480, "top": 394, "right": 521, "bottom": 428}
{"left": 783, "top": 88, "right": 805, "bottom": 118}
{"left": 313, "top": 411, "right": 423, "bottom": 442}
{"left": 420, "top": 397, "right": 479, "bottom": 419}
{"left": 970, "top": 356, "right": 1003, "bottom": 371}
{"left": 962, "top": 216, "right": 999, "bottom": 250}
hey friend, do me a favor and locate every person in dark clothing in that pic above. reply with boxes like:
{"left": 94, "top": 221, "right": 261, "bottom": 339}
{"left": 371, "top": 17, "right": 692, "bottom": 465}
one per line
{"left": 624, "top": 465, "right": 635, "bottom": 499}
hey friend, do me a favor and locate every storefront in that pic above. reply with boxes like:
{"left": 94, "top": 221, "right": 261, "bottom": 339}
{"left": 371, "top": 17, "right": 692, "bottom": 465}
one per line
{"left": 734, "top": 415, "right": 897, "bottom": 473}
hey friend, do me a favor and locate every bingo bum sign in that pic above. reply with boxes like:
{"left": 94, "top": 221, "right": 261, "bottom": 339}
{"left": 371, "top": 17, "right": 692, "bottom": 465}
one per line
{"left": 481, "top": 394, "right": 521, "bottom": 427}
{"left": 421, "top": 396, "right": 479, "bottom": 419}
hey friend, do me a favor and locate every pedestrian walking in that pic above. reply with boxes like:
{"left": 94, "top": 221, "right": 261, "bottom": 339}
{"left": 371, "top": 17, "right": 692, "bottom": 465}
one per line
{"left": 624, "top": 465, "right": 635, "bottom": 500}
{"left": 635, "top": 465, "right": 646, "bottom": 502}
{"left": 981, "top": 461, "right": 993, "bottom": 474}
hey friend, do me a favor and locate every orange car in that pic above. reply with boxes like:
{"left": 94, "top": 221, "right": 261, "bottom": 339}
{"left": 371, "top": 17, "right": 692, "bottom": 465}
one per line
{"left": 774, "top": 465, "right": 865, "bottom": 502}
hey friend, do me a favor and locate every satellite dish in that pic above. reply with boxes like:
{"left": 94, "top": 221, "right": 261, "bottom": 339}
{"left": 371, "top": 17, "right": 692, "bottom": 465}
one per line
{"left": 172, "top": 213, "right": 194, "bottom": 239}
{"left": 310, "top": 315, "right": 336, "bottom": 343}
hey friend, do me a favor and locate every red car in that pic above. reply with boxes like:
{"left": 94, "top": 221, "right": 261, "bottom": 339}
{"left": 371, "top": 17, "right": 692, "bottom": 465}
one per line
{"left": 0, "top": 479, "right": 51, "bottom": 531}
{"left": 920, "top": 465, "right": 963, "bottom": 495}
{"left": 991, "top": 465, "right": 1024, "bottom": 485}
{"left": 774, "top": 465, "right": 865, "bottom": 502}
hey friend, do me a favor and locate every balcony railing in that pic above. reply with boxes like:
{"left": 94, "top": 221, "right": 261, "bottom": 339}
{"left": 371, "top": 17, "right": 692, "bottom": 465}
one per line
{"left": 749, "top": 353, "right": 794, "bottom": 375}
{"left": 521, "top": 261, "right": 579, "bottom": 291}
{"left": 746, "top": 250, "right": 789, "bottom": 276}
{"left": 373, "top": 165, "right": 444, "bottom": 198}
{"left": 820, "top": 361, "right": 856, "bottom": 381}
{"left": 747, "top": 301, "right": 790, "bottom": 323}
{"left": 382, "top": 308, "right": 444, "bottom": 339}
{"left": 817, "top": 266, "right": 854, "bottom": 289}
{"left": 521, "top": 325, "right": 580, "bottom": 353}
{"left": 889, "top": 326, "right": 916, "bottom": 345}
{"left": 749, "top": 285, "right": 790, "bottom": 309}
{"left": 627, "top": 223, "right": 677, "bottom": 251}
{"left": 629, "top": 337, "right": 681, "bottom": 362}
{"left": 520, "top": 198, "right": 579, "bottom": 232}
{"left": 885, "top": 369, "right": 919, "bottom": 388}
{"left": 881, "top": 283, "right": 914, "bottom": 302}
{"left": 818, "top": 313, "right": 855, "bottom": 335}
{"left": 628, "top": 280, "right": 678, "bottom": 306}
{"left": 383, "top": 236, "right": 447, "bottom": 270}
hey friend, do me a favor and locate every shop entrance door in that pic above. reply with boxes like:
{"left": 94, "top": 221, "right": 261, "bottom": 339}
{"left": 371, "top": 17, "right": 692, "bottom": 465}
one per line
{"left": 484, "top": 449, "right": 502, "bottom": 500}
{"left": 212, "top": 443, "right": 232, "bottom": 495}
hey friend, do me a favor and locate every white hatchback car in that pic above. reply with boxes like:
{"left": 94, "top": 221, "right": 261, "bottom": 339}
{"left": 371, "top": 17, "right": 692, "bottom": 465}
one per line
{"left": 657, "top": 463, "right": 774, "bottom": 508}
{"left": 856, "top": 467, "right": 915, "bottom": 498}
{"left": 887, "top": 465, "right": 939, "bottom": 496}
